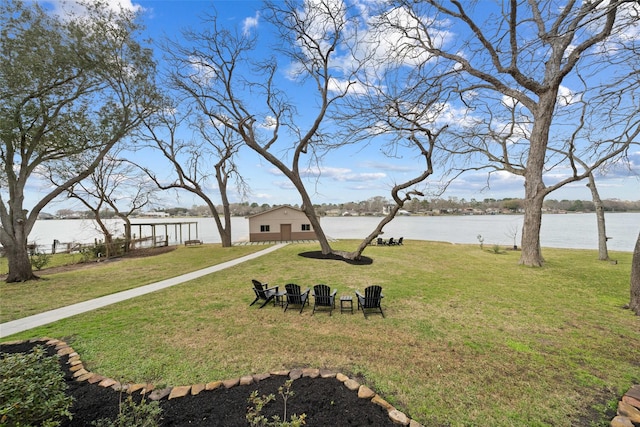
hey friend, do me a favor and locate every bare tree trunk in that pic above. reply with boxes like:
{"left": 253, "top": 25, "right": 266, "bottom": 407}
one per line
{"left": 93, "top": 212, "right": 113, "bottom": 258}
{"left": 206, "top": 199, "right": 232, "bottom": 248}
{"left": 118, "top": 215, "right": 132, "bottom": 252}
{"left": 299, "top": 187, "right": 332, "bottom": 255}
{"left": 630, "top": 231, "right": 640, "bottom": 315}
{"left": 586, "top": 173, "right": 609, "bottom": 261}
{"left": 1, "top": 208, "right": 38, "bottom": 282}
{"left": 5, "top": 241, "right": 37, "bottom": 282}
{"left": 518, "top": 96, "right": 556, "bottom": 267}
{"left": 520, "top": 192, "right": 545, "bottom": 267}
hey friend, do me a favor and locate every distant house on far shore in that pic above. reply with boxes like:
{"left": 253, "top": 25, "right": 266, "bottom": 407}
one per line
{"left": 139, "top": 211, "right": 170, "bottom": 218}
{"left": 246, "top": 205, "right": 317, "bottom": 242}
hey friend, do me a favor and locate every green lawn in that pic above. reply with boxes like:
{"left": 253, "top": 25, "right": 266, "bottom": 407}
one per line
{"left": 1, "top": 241, "right": 638, "bottom": 426}
{"left": 0, "top": 244, "right": 267, "bottom": 322}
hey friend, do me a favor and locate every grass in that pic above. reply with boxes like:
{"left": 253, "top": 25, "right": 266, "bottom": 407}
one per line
{"left": 1, "top": 240, "right": 638, "bottom": 426}
{"left": 0, "top": 244, "right": 267, "bottom": 322}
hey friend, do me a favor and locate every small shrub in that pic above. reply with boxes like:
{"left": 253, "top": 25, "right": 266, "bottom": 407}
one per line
{"left": 79, "top": 247, "right": 95, "bottom": 263}
{"left": 0, "top": 345, "right": 73, "bottom": 427}
{"left": 30, "top": 252, "right": 51, "bottom": 270}
{"left": 491, "top": 244, "right": 502, "bottom": 254}
{"left": 477, "top": 234, "right": 484, "bottom": 250}
{"left": 246, "top": 379, "right": 306, "bottom": 427}
{"left": 92, "top": 394, "right": 162, "bottom": 427}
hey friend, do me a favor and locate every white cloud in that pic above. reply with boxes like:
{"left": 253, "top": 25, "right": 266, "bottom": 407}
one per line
{"left": 261, "top": 116, "right": 277, "bottom": 129}
{"left": 328, "top": 77, "right": 368, "bottom": 95}
{"left": 46, "top": 0, "right": 142, "bottom": 20}
{"left": 242, "top": 12, "right": 259, "bottom": 36}
{"left": 187, "top": 56, "right": 217, "bottom": 86}
{"left": 557, "top": 85, "right": 581, "bottom": 106}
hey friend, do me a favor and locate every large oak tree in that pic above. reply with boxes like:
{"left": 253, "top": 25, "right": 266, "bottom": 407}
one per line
{"left": 0, "top": 1, "right": 158, "bottom": 282}
{"left": 164, "top": 0, "right": 443, "bottom": 260}
{"left": 379, "top": 0, "right": 640, "bottom": 266}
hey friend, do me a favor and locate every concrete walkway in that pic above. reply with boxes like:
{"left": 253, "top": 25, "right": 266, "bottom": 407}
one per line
{"left": 0, "top": 243, "right": 288, "bottom": 339}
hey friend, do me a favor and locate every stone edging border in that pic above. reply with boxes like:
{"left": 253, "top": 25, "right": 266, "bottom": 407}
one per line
{"left": 612, "top": 385, "right": 640, "bottom": 427}
{"left": 3, "top": 338, "right": 423, "bottom": 427}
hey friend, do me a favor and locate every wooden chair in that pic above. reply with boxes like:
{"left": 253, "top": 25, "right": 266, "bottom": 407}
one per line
{"left": 312, "top": 284, "right": 337, "bottom": 316}
{"left": 250, "top": 279, "right": 279, "bottom": 308}
{"left": 387, "top": 237, "right": 396, "bottom": 246}
{"left": 284, "top": 283, "right": 310, "bottom": 314}
{"left": 377, "top": 237, "right": 386, "bottom": 246}
{"left": 355, "top": 285, "right": 385, "bottom": 318}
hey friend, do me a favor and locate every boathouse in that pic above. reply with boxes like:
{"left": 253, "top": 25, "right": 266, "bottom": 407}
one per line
{"left": 246, "top": 206, "right": 318, "bottom": 242}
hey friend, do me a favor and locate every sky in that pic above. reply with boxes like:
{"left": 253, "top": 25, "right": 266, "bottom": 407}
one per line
{"left": 28, "top": 0, "right": 640, "bottom": 212}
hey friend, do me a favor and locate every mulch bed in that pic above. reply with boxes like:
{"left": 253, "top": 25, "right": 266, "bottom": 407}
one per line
{"left": 1, "top": 341, "right": 397, "bottom": 426}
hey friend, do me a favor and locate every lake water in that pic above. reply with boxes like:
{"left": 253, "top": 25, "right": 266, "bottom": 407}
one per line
{"left": 27, "top": 212, "right": 639, "bottom": 252}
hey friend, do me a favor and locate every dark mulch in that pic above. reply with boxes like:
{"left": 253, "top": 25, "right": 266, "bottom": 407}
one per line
{"left": 1, "top": 341, "right": 396, "bottom": 426}
{"left": 298, "top": 251, "right": 373, "bottom": 265}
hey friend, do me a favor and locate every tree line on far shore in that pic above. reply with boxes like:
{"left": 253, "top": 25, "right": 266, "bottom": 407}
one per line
{"left": 46, "top": 196, "right": 640, "bottom": 220}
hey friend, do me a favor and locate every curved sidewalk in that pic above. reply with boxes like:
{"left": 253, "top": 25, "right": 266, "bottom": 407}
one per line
{"left": 1, "top": 244, "right": 287, "bottom": 339}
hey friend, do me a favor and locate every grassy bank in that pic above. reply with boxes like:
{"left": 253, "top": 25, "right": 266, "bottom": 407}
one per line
{"left": 0, "top": 244, "right": 267, "bottom": 322}
{"left": 2, "top": 241, "right": 638, "bottom": 426}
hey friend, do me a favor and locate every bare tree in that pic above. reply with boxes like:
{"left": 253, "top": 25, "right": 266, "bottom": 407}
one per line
{"left": 62, "top": 151, "right": 157, "bottom": 257}
{"left": 139, "top": 107, "right": 245, "bottom": 247}
{"left": 156, "top": 1, "right": 354, "bottom": 258}
{"left": 586, "top": 172, "right": 610, "bottom": 261}
{"left": 0, "top": 1, "right": 158, "bottom": 282}
{"left": 378, "top": 0, "right": 640, "bottom": 266}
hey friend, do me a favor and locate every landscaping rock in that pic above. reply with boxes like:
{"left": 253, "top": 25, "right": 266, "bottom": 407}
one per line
{"left": 205, "top": 380, "right": 222, "bottom": 390}
{"left": 98, "top": 378, "right": 117, "bottom": 388}
{"left": 222, "top": 378, "right": 239, "bottom": 388}
{"left": 87, "top": 374, "right": 104, "bottom": 384}
{"left": 149, "top": 387, "right": 171, "bottom": 401}
{"left": 372, "top": 394, "right": 395, "bottom": 411}
{"left": 169, "top": 385, "right": 191, "bottom": 399}
{"left": 610, "top": 415, "right": 634, "bottom": 427}
{"left": 344, "top": 378, "right": 360, "bottom": 391}
{"left": 253, "top": 373, "right": 271, "bottom": 382}
{"left": 389, "top": 409, "right": 410, "bottom": 425}
{"left": 320, "top": 368, "right": 335, "bottom": 378}
{"left": 626, "top": 385, "right": 640, "bottom": 401}
{"left": 623, "top": 395, "right": 640, "bottom": 410}
{"left": 336, "top": 372, "right": 349, "bottom": 382}
{"left": 191, "top": 384, "right": 205, "bottom": 395}
{"left": 302, "top": 368, "right": 320, "bottom": 378}
{"left": 618, "top": 401, "right": 640, "bottom": 423}
{"left": 289, "top": 369, "right": 303, "bottom": 380}
{"left": 240, "top": 375, "right": 254, "bottom": 385}
{"left": 358, "top": 385, "right": 376, "bottom": 399}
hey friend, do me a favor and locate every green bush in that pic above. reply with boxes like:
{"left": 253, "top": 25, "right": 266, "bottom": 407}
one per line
{"left": 92, "top": 394, "right": 162, "bottom": 427}
{"left": 0, "top": 345, "right": 73, "bottom": 427}
{"left": 246, "top": 379, "right": 306, "bottom": 427}
{"left": 30, "top": 252, "right": 51, "bottom": 271}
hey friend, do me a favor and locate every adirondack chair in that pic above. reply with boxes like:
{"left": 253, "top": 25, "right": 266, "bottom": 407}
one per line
{"left": 312, "top": 284, "right": 337, "bottom": 316}
{"left": 250, "top": 279, "right": 279, "bottom": 308}
{"left": 377, "top": 237, "right": 386, "bottom": 246}
{"left": 355, "top": 285, "right": 385, "bottom": 318}
{"left": 387, "top": 237, "right": 396, "bottom": 246}
{"left": 396, "top": 237, "right": 404, "bottom": 245}
{"left": 284, "top": 283, "right": 310, "bottom": 313}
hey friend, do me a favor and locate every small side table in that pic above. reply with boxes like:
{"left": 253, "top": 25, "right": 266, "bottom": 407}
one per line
{"left": 340, "top": 296, "right": 353, "bottom": 314}
{"left": 274, "top": 291, "right": 286, "bottom": 308}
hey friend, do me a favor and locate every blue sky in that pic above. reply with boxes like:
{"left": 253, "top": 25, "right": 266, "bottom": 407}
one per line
{"left": 32, "top": 0, "right": 640, "bottom": 212}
